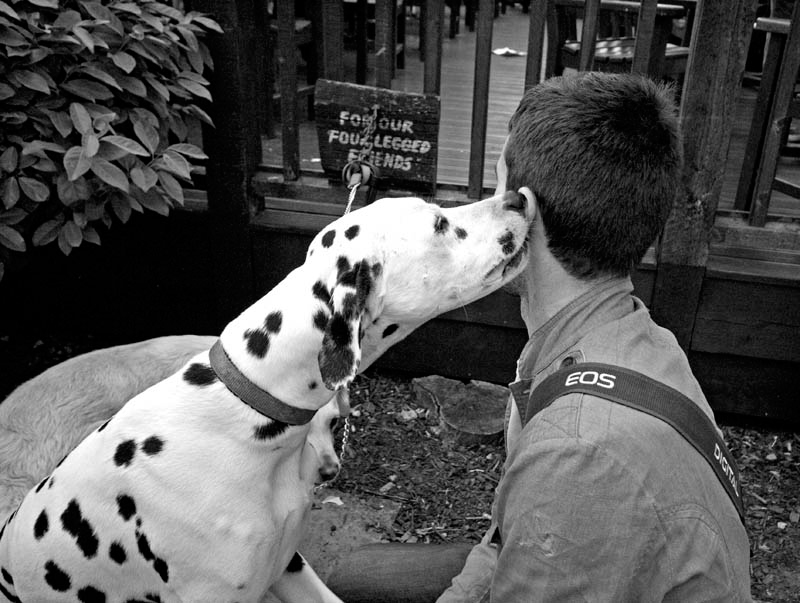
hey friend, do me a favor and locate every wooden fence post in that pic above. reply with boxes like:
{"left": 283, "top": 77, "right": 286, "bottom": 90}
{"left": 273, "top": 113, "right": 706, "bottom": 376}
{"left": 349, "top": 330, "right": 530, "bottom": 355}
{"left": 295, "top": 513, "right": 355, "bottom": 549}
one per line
{"left": 185, "top": 0, "right": 262, "bottom": 328}
{"left": 652, "top": 0, "right": 757, "bottom": 348}
{"left": 467, "top": 0, "right": 494, "bottom": 198}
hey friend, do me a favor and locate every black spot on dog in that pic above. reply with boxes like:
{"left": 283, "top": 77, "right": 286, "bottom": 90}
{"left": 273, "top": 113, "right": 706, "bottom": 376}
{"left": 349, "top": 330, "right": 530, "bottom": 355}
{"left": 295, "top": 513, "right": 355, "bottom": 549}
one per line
{"left": 308, "top": 381, "right": 318, "bottom": 390}
{"left": 55, "top": 455, "right": 67, "bottom": 469}
{"left": 97, "top": 419, "right": 111, "bottom": 432}
{"left": 35, "top": 477, "right": 47, "bottom": 493}
{"left": 336, "top": 256, "right": 352, "bottom": 282}
{"left": 344, "top": 225, "right": 360, "bottom": 239}
{"left": 44, "top": 560, "right": 71, "bottom": 591}
{"left": 137, "top": 532, "right": 154, "bottom": 561}
{"left": 498, "top": 231, "right": 515, "bottom": 255}
{"left": 183, "top": 363, "right": 217, "bottom": 386}
{"left": 117, "top": 494, "right": 136, "bottom": 521}
{"left": 48, "top": 476, "right": 55, "bottom": 489}
{"left": 0, "top": 582, "right": 18, "bottom": 603}
{"left": 286, "top": 552, "right": 305, "bottom": 573}
{"left": 328, "top": 314, "right": 352, "bottom": 348}
{"left": 109, "top": 541, "right": 127, "bottom": 564}
{"left": 434, "top": 214, "right": 449, "bottom": 234}
{"left": 313, "top": 309, "right": 328, "bottom": 331}
{"left": 318, "top": 341, "right": 355, "bottom": 389}
{"left": 321, "top": 229, "right": 336, "bottom": 247}
{"left": 114, "top": 439, "right": 136, "bottom": 467}
{"left": 371, "top": 262, "right": 382, "bottom": 277}
{"left": 61, "top": 499, "right": 98, "bottom": 559}
{"left": 34, "top": 509, "right": 48, "bottom": 540}
{"left": 142, "top": 436, "right": 163, "bottom": 456}
{"left": 1, "top": 567, "right": 13, "bottom": 584}
{"left": 341, "top": 292, "right": 359, "bottom": 320}
{"left": 382, "top": 324, "right": 399, "bottom": 338}
{"left": 244, "top": 311, "right": 283, "bottom": 358}
{"left": 124, "top": 595, "right": 162, "bottom": 603}
{"left": 312, "top": 281, "right": 332, "bottom": 306}
{"left": 136, "top": 518, "right": 142, "bottom": 529}
{"left": 153, "top": 557, "right": 169, "bottom": 583}
{"left": 77, "top": 585, "right": 106, "bottom": 603}
{"left": 455, "top": 226, "right": 468, "bottom": 239}
{"left": 253, "top": 421, "right": 289, "bottom": 440}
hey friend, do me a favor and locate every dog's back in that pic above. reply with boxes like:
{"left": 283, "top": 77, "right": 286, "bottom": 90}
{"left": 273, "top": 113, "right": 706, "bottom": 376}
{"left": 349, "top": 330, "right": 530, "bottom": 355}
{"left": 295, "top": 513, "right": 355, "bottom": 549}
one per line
{"left": 0, "top": 335, "right": 216, "bottom": 519}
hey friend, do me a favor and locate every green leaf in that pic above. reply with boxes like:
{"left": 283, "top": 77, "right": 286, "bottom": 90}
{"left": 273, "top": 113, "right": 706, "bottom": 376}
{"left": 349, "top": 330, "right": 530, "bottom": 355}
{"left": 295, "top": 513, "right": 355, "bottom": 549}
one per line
{"left": 185, "top": 104, "right": 214, "bottom": 127}
{"left": 117, "top": 74, "right": 147, "bottom": 97}
{"left": 0, "top": 207, "right": 26, "bottom": 225}
{"left": 0, "top": 28, "right": 28, "bottom": 46}
{"left": 0, "top": 224, "right": 25, "bottom": 251}
{"left": 130, "top": 165, "right": 158, "bottom": 191}
{"left": 16, "top": 70, "right": 50, "bottom": 94}
{"left": 110, "top": 51, "right": 136, "bottom": 73}
{"left": 144, "top": 74, "right": 169, "bottom": 100}
{"left": 102, "top": 135, "right": 149, "bottom": 157}
{"left": 62, "top": 220, "right": 83, "bottom": 247}
{"left": 32, "top": 217, "right": 65, "bottom": 246}
{"left": 0, "top": 1, "right": 20, "bottom": 20}
{"left": 96, "top": 141, "right": 129, "bottom": 162}
{"left": 157, "top": 170, "right": 183, "bottom": 204}
{"left": 113, "top": 2, "right": 142, "bottom": 16}
{"left": 91, "top": 157, "right": 129, "bottom": 192}
{"left": 18, "top": 176, "right": 50, "bottom": 202}
{"left": 57, "top": 228, "right": 72, "bottom": 255}
{"left": 64, "top": 146, "right": 93, "bottom": 181}
{"left": 61, "top": 79, "right": 114, "bottom": 102}
{"left": 83, "top": 133, "right": 100, "bottom": 158}
{"left": 166, "top": 143, "right": 207, "bottom": 160}
{"left": 52, "top": 9, "right": 82, "bottom": 29}
{"left": 79, "top": 64, "right": 122, "bottom": 91}
{"left": 1, "top": 177, "right": 20, "bottom": 209}
{"left": 110, "top": 194, "right": 132, "bottom": 223}
{"left": 83, "top": 225, "right": 101, "bottom": 245}
{"left": 0, "top": 147, "right": 18, "bottom": 172}
{"left": 56, "top": 173, "right": 90, "bottom": 206}
{"left": 158, "top": 150, "right": 192, "bottom": 180}
{"left": 0, "top": 83, "right": 15, "bottom": 101}
{"left": 177, "top": 70, "right": 209, "bottom": 86}
{"left": 21, "top": 140, "right": 66, "bottom": 157}
{"left": 72, "top": 25, "right": 107, "bottom": 53}
{"left": 138, "top": 189, "right": 170, "bottom": 216}
{"left": 177, "top": 78, "right": 211, "bottom": 102}
{"left": 192, "top": 15, "right": 223, "bottom": 34}
{"left": 28, "top": 0, "right": 59, "bottom": 8}
{"left": 48, "top": 111, "right": 73, "bottom": 137}
{"left": 33, "top": 157, "right": 59, "bottom": 172}
{"left": 133, "top": 120, "right": 159, "bottom": 155}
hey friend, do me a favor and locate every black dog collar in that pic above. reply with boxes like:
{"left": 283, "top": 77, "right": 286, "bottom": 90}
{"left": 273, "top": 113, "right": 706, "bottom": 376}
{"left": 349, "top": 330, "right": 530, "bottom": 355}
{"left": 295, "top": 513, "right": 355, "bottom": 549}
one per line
{"left": 209, "top": 340, "right": 317, "bottom": 425}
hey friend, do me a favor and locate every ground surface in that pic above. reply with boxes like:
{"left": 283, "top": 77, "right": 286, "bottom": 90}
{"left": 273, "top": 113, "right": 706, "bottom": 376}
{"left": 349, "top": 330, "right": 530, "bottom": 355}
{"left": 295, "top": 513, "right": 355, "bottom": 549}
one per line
{"left": 1, "top": 335, "right": 798, "bottom": 601}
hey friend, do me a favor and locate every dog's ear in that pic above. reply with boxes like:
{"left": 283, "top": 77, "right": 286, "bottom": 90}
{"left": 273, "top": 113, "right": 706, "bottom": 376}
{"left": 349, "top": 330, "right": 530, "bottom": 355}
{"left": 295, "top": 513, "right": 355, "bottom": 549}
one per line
{"left": 318, "top": 258, "right": 381, "bottom": 390}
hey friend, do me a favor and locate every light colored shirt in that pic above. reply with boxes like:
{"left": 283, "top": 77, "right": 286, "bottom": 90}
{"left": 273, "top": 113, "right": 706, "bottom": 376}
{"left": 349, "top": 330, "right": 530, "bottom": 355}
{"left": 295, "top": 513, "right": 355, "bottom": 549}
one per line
{"left": 438, "top": 276, "right": 751, "bottom": 602}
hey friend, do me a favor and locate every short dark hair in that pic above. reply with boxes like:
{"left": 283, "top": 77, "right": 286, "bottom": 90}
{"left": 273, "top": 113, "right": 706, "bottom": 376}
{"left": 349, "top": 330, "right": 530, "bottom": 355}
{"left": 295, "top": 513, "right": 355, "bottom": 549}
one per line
{"left": 505, "top": 72, "right": 683, "bottom": 279}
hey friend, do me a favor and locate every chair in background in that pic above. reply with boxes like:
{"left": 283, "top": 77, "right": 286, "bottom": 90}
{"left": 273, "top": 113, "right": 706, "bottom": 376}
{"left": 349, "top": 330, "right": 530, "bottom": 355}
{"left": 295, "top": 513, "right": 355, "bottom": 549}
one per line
{"left": 734, "top": 0, "right": 800, "bottom": 226}
{"left": 533, "top": 0, "right": 692, "bottom": 83}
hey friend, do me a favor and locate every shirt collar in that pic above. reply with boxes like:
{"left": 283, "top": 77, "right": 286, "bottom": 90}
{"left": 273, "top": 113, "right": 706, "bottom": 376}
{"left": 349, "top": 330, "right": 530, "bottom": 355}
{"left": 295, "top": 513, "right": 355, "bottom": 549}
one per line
{"left": 515, "top": 275, "right": 636, "bottom": 381}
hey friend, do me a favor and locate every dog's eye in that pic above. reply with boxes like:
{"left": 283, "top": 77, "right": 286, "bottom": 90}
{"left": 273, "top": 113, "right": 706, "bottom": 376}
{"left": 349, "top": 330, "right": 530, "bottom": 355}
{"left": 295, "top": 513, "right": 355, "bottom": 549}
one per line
{"left": 434, "top": 214, "right": 449, "bottom": 234}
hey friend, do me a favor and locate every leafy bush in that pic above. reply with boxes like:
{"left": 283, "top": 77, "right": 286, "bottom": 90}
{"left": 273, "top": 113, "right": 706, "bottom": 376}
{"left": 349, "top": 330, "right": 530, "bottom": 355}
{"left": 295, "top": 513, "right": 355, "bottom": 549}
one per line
{"left": 0, "top": 0, "right": 222, "bottom": 281}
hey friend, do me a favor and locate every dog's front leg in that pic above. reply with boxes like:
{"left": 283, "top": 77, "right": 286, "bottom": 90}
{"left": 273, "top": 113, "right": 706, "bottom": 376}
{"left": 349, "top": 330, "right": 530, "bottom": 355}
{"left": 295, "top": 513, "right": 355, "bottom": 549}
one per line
{"left": 268, "top": 552, "right": 344, "bottom": 603}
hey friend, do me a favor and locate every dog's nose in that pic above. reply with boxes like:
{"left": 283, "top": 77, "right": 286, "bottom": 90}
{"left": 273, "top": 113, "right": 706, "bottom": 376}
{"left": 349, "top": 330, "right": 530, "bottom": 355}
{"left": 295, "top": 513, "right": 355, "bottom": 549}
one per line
{"left": 318, "top": 458, "right": 340, "bottom": 483}
{"left": 502, "top": 190, "right": 526, "bottom": 215}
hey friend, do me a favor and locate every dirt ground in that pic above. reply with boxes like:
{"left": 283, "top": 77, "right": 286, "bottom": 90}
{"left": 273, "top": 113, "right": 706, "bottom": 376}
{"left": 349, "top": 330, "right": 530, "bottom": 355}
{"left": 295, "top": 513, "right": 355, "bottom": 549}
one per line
{"left": 1, "top": 335, "right": 797, "bottom": 601}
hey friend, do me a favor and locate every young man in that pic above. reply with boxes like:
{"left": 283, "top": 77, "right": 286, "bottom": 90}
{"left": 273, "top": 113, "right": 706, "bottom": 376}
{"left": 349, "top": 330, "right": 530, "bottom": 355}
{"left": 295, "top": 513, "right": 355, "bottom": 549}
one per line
{"left": 329, "top": 72, "right": 752, "bottom": 602}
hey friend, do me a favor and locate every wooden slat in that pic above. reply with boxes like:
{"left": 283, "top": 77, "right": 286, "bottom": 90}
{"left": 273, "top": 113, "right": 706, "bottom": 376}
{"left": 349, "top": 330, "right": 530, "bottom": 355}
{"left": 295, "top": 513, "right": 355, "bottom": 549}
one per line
{"left": 277, "top": 0, "right": 299, "bottom": 180}
{"left": 578, "top": 0, "right": 601, "bottom": 70}
{"left": 467, "top": 0, "right": 494, "bottom": 198}
{"left": 375, "top": 0, "right": 393, "bottom": 88}
{"left": 631, "top": 0, "right": 658, "bottom": 74}
{"left": 749, "top": 4, "right": 800, "bottom": 226}
{"left": 424, "top": 0, "right": 445, "bottom": 94}
{"left": 318, "top": 0, "right": 344, "bottom": 80}
{"left": 653, "top": 0, "right": 757, "bottom": 348}
{"left": 524, "top": 0, "right": 548, "bottom": 88}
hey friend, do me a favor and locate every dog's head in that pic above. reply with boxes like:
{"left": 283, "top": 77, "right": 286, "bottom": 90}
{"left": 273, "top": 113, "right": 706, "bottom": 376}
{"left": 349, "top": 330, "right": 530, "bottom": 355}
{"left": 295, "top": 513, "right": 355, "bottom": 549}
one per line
{"left": 300, "top": 393, "right": 342, "bottom": 485}
{"left": 309, "top": 192, "right": 532, "bottom": 391}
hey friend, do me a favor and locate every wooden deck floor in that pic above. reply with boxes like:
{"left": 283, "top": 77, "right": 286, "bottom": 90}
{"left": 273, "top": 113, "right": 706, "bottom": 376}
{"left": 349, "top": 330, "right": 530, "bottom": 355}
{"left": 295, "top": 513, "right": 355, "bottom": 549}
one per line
{"left": 262, "top": 6, "right": 800, "bottom": 218}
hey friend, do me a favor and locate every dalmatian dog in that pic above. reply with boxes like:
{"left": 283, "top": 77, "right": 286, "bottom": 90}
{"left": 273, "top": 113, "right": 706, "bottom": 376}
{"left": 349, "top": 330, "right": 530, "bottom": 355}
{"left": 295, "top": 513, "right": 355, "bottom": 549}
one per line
{"left": 1, "top": 336, "right": 342, "bottom": 521}
{"left": 0, "top": 191, "right": 531, "bottom": 602}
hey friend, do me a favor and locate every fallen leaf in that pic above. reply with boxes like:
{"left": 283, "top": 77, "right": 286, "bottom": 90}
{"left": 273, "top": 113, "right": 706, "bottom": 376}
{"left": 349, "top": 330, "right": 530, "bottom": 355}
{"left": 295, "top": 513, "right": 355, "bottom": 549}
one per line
{"left": 322, "top": 495, "right": 344, "bottom": 506}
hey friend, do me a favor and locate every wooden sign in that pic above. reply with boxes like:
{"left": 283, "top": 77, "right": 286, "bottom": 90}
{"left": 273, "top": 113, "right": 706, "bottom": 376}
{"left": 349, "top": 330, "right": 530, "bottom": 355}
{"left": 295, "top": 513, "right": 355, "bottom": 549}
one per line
{"left": 314, "top": 79, "right": 440, "bottom": 193}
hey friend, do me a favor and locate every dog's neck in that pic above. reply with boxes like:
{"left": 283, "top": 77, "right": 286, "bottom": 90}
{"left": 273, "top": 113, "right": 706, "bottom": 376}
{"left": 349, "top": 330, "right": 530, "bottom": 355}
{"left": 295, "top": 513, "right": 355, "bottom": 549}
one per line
{"left": 218, "top": 267, "right": 337, "bottom": 413}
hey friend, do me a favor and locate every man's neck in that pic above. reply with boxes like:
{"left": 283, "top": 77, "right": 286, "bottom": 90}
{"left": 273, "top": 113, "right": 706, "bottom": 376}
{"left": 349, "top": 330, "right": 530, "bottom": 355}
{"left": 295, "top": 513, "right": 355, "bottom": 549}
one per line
{"left": 518, "top": 254, "right": 597, "bottom": 336}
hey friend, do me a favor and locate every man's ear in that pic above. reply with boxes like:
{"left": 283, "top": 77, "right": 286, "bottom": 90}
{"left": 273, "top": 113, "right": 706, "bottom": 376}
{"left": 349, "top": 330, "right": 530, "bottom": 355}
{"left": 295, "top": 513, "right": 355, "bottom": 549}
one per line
{"left": 518, "top": 187, "right": 537, "bottom": 221}
{"left": 318, "top": 258, "right": 379, "bottom": 390}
